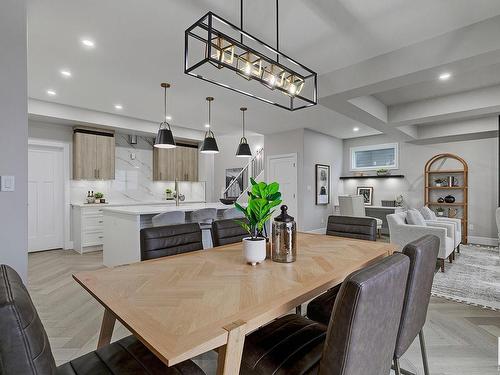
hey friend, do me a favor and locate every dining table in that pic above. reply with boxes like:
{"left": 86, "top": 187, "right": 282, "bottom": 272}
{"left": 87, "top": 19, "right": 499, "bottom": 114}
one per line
{"left": 73, "top": 232, "right": 397, "bottom": 374}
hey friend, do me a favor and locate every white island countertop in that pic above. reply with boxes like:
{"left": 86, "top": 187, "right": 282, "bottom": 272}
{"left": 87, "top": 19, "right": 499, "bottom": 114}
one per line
{"left": 101, "top": 202, "right": 230, "bottom": 215}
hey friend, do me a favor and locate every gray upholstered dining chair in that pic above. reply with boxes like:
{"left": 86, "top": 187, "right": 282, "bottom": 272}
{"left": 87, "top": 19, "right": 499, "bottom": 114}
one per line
{"left": 339, "top": 195, "right": 383, "bottom": 236}
{"left": 222, "top": 207, "right": 245, "bottom": 219}
{"left": 140, "top": 223, "right": 203, "bottom": 260}
{"left": 190, "top": 208, "right": 218, "bottom": 248}
{"left": 152, "top": 210, "right": 186, "bottom": 227}
{"left": 211, "top": 218, "right": 249, "bottom": 247}
{"left": 239, "top": 253, "right": 410, "bottom": 375}
{"left": 0, "top": 264, "right": 205, "bottom": 375}
{"left": 325, "top": 215, "right": 377, "bottom": 241}
{"left": 307, "top": 235, "right": 439, "bottom": 375}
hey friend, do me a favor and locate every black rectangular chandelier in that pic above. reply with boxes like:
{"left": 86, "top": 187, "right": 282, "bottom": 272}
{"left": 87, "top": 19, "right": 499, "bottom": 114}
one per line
{"left": 184, "top": 8, "right": 318, "bottom": 111}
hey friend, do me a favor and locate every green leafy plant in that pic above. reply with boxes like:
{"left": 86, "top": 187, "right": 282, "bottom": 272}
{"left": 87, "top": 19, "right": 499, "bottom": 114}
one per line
{"left": 434, "top": 178, "right": 446, "bottom": 184}
{"left": 234, "top": 178, "right": 282, "bottom": 239}
{"left": 94, "top": 192, "right": 104, "bottom": 199}
{"left": 436, "top": 207, "right": 445, "bottom": 213}
{"left": 165, "top": 188, "right": 172, "bottom": 194}
{"left": 376, "top": 168, "right": 389, "bottom": 174}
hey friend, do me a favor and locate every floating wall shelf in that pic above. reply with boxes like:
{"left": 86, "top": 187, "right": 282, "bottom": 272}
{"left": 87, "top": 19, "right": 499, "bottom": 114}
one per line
{"left": 339, "top": 175, "right": 405, "bottom": 180}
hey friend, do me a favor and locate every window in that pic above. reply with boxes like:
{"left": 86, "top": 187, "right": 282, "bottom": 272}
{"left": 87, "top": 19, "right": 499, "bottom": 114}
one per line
{"left": 350, "top": 143, "right": 398, "bottom": 171}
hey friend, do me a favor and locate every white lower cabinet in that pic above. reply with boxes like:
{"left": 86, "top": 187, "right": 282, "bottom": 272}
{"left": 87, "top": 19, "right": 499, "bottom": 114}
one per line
{"left": 72, "top": 206, "right": 105, "bottom": 253}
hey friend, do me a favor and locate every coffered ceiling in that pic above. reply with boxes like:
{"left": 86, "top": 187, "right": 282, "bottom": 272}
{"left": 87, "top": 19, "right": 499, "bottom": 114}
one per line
{"left": 27, "top": 0, "right": 500, "bottom": 140}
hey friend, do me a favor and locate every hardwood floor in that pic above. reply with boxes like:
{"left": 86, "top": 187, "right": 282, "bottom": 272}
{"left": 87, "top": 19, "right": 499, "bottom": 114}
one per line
{"left": 28, "top": 249, "right": 500, "bottom": 374}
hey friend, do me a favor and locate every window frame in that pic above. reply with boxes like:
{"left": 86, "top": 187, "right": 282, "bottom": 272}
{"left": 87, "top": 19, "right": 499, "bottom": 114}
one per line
{"left": 350, "top": 142, "right": 399, "bottom": 171}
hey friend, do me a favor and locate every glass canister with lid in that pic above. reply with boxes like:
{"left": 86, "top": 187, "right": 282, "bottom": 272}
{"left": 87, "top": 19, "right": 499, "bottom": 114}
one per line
{"left": 271, "top": 205, "right": 297, "bottom": 263}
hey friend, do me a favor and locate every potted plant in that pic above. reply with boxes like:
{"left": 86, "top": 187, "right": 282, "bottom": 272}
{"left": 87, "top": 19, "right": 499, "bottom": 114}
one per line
{"left": 436, "top": 207, "right": 445, "bottom": 217}
{"left": 376, "top": 168, "right": 390, "bottom": 176}
{"left": 434, "top": 178, "right": 447, "bottom": 187}
{"left": 165, "top": 188, "right": 173, "bottom": 200}
{"left": 94, "top": 192, "right": 105, "bottom": 204}
{"left": 235, "top": 178, "right": 282, "bottom": 265}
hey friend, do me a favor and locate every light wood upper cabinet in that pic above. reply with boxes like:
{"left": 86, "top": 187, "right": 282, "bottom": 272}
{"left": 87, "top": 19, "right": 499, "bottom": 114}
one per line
{"left": 153, "top": 144, "right": 198, "bottom": 182}
{"left": 73, "top": 129, "right": 115, "bottom": 180}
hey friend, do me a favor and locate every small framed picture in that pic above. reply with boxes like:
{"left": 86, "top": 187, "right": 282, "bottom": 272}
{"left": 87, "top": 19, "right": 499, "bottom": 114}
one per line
{"left": 315, "top": 164, "right": 330, "bottom": 205}
{"left": 357, "top": 186, "right": 373, "bottom": 206}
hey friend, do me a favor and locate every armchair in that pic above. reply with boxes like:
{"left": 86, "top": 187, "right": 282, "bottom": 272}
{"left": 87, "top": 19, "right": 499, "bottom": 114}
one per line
{"left": 387, "top": 212, "right": 454, "bottom": 272}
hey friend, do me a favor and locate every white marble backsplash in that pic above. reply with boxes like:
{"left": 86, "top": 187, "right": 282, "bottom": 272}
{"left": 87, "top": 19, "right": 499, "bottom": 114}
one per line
{"left": 70, "top": 134, "right": 206, "bottom": 204}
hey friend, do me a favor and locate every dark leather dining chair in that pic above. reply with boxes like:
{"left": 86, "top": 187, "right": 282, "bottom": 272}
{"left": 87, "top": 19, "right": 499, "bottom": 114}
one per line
{"left": 326, "top": 215, "right": 377, "bottom": 240}
{"left": 306, "top": 235, "right": 439, "bottom": 375}
{"left": 140, "top": 223, "right": 203, "bottom": 261}
{"left": 0, "top": 264, "right": 204, "bottom": 375}
{"left": 239, "top": 253, "right": 410, "bottom": 375}
{"left": 212, "top": 218, "right": 249, "bottom": 247}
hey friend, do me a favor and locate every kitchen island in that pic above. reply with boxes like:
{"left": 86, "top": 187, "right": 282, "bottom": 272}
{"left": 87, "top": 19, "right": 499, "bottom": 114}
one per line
{"left": 102, "top": 202, "right": 229, "bottom": 267}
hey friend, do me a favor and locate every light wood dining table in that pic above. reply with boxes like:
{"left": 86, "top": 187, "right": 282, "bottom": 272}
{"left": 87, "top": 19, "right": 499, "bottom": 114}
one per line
{"left": 73, "top": 232, "right": 397, "bottom": 374}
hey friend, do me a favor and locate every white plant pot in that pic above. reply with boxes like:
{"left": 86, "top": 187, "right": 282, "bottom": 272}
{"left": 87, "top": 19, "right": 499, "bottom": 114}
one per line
{"left": 243, "top": 237, "right": 267, "bottom": 266}
{"left": 437, "top": 212, "right": 444, "bottom": 216}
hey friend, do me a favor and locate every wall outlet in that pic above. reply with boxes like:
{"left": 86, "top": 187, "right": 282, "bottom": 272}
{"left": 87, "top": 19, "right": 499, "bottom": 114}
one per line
{"left": 130, "top": 153, "right": 136, "bottom": 160}
{"left": 0, "top": 175, "right": 15, "bottom": 192}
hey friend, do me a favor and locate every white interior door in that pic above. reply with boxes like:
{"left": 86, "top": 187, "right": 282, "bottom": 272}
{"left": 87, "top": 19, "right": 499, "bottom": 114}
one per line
{"left": 267, "top": 154, "right": 298, "bottom": 223}
{"left": 28, "top": 145, "right": 64, "bottom": 252}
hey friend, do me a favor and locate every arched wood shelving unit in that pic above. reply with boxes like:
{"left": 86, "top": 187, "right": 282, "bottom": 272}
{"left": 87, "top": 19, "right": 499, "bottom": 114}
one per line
{"left": 424, "top": 153, "right": 468, "bottom": 244}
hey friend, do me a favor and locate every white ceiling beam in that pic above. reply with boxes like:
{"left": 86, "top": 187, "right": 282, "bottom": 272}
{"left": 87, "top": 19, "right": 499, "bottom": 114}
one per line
{"left": 389, "top": 85, "right": 500, "bottom": 126}
{"left": 28, "top": 98, "right": 205, "bottom": 140}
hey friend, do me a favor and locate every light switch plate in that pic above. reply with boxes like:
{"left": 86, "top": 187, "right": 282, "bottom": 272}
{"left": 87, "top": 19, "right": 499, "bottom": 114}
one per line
{"left": 0, "top": 175, "right": 15, "bottom": 192}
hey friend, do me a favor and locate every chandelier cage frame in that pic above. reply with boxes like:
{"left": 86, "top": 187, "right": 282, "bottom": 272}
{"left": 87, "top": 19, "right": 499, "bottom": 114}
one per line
{"left": 184, "top": 9, "right": 318, "bottom": 111}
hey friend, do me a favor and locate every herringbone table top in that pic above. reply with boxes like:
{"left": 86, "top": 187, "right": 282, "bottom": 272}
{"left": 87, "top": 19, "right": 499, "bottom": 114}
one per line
{"left": 73, "top": 233, "right": 396, "bottom": 367}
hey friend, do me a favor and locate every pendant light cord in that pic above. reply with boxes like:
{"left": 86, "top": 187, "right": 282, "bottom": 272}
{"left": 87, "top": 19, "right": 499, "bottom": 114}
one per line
{"left": 242, "top": 110, "right": 245, "bottom": 137}
{"left": 276, "top": 0, "right": 279, "bottom": 62}
{"left": 164, "top": 86, "right": 167, "bottom": 121}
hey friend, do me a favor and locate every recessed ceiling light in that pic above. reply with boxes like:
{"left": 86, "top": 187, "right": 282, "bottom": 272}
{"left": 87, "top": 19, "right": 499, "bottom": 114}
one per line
{"left": 81, "top": 39, "right": 95, "bottom": 48}
{"left": 46, "top": 89, "right": 57, "bottom": 96}
{"left": 438, "top": 72, "right": 451, "bottom": 81}
{"left": 204, "top": 124, "right": 210, "bottom": 128}
{"left": 353, "top": 127, "right": 359, "bottom": 132}
{"left": 114, "top": 104, "right": 123, "bottom": 110}
{"left": 166, "top": 115, "right": 172, "bottom": 121}
{"left": 60, "top": 70, "right": 72, "bottom": 77}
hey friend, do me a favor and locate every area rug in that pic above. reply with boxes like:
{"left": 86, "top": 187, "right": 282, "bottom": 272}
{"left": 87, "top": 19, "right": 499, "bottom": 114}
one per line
{"left": 431, "top": 244, "right": 500, "bottom": 310}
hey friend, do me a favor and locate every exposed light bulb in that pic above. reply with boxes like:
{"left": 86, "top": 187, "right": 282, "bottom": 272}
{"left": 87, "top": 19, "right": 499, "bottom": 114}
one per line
{"left": 166, "top": 115, "right": 172, "bottom": 121}
{"left": 244, "top": 63, "right": 252, "bottom": 75}
{"left": 288, "top": 84, "right": 297, "bottom": 95}
{"left": 269, "top": 75, "right": 277, "bottom": 86}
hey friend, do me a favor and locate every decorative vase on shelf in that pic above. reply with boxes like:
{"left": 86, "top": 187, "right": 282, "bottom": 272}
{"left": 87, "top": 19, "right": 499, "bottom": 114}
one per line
{"left": 437, "top": 197, "right": 445, "bottom": 203}
{"left": 242, "top": 237, "right": 267, "bottom": 266}
{"left": 444, "top": 195, "right": 456, "bottom": 203}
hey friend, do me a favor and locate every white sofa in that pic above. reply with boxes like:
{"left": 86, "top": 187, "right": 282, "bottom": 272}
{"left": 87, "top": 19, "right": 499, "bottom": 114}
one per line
{"left": 387, "top": 212, "right": 455, "bottom": 272}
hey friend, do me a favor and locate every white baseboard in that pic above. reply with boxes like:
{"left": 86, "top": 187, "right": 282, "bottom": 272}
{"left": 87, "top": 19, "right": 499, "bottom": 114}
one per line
{"left": 306, "top": 228, "right": 326, "bottom": 234}
{"left": 468, "top": 236, "right": 499, "bottom": 247}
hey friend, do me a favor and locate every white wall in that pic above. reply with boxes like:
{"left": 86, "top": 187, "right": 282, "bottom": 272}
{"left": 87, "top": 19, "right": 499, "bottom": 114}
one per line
{"left": 213, "top": 132, "right": 264, "bottom": 199}
{"left": 342, "top": 132, "right": 498, "bottom": 241}
{"left": 0, "top": 0, "right": 28, "bottom": 280}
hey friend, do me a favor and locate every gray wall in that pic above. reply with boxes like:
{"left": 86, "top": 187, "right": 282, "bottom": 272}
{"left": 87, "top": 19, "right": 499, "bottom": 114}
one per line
{"left": 265, "top": 128, "right": 344, "bottom": 231}
{"left": 302, "top": 129, "right": 343, "bottom": 232}
{"left": 342, "top": 131, "right": 498, "bottom": 241}
{"left": 0, "top": 0, "right": 28, "bottom": 280}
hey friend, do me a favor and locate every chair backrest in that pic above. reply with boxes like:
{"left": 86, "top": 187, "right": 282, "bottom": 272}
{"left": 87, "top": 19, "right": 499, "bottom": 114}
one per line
{"left": 319, "top": 253, "right": 409, "bottom": 375}
{"left": 152, "top": 210, "right": 186, "bottom": 227}
{"left": 222, "top": 207, "right": 245, "bottom": 220}
{"left": 140, "top": 223, "right": 203, "bottom": 260}
{"left": 0, "top": 265, "right": 57, "bottom": 374}
{"left": 387, "top": 211, "right": 406, "bottom": 230}
{"left": 394, "top": 235, "right": 439, "bottom": 359}
{"left": 212, "top": 219, "right": 249, "bottom": 247}
{"left": 190, "top": 208, "right": 217, "bottom": 223}
{"left": 326, "top": 215, "right": 377, "bottom": 241}
{"left": 339, "top": 195, "right": 366, "bottom": 217}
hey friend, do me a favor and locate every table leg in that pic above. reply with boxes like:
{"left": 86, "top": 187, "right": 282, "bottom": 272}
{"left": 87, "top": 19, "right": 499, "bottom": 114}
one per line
{"left": 97, "top": 309, "right": 116, "bottom": 349}
{"left": 216, "top": 320, "right": 246, "bottom": 375}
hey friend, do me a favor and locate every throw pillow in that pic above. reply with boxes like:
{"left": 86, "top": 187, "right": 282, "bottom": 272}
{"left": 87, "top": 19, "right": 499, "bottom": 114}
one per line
{"left": 406, "top": 209, "right": 427, "bottom": 226}
{"left": 420, "top": 206, "right": 437, "bottom": 221}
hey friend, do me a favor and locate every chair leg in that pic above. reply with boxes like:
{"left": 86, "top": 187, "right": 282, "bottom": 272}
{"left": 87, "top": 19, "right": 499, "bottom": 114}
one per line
{"left": 439, "top": 259, "right": 445, "bottom": 272}
{"left": 448, "top": 254, "right": 453, "bottom": 263}
{"left": 393, "top": 358, "right": 402, "bottom": 375}
{"left": 419, "top": 330, "right": 431, "bottom": 375}
{"left": 456, "top": 244, "right": 460, "bottom": 253}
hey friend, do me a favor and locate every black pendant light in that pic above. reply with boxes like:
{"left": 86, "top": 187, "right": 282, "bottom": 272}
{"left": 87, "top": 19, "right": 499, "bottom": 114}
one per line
{"left": 236, "top": 107, "right": 252, "bottom": 157}
{"left": 154, "top": 83, "right": 176, "bottom": 149}
{"left": 200, "top": 97, "right": 219, "bottom": 154}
